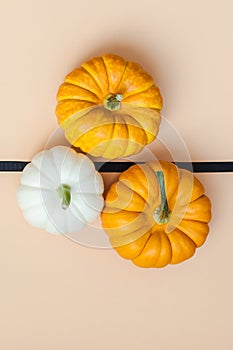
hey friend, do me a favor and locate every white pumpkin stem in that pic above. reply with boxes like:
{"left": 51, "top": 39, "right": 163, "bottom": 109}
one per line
{"left": 103, "top": 93, "right": 123, "bottom": 111}
{"left": 153, "top": 171, "right": 171, "bottom": 225}
{"left": 57, "top": 184, "right": 71, "bottom": 210}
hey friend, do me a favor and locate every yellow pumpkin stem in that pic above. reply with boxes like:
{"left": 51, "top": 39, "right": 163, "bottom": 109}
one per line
{"left": 103, "top": 93, "right": 123, "bottom": 111}
{"left": 153, "top": 171, "right": 171, "bottom": 225}
{"left": 57, "top": 184, "right": 71, "bottom": 210}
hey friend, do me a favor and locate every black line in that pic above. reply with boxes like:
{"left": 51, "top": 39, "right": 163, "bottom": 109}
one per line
{"left": 0, "top": 161, "right": 29, "bottom": 172}
{"left": 0, "top": 161, "right": 233, "bottom": 173}
{"left": 175, "top": 162, "right": 233, "bottom": 173}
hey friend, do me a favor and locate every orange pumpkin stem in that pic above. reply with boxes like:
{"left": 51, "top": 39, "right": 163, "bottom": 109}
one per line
{"left": 103, "top": 93, "right": 123, "bottom": 111}
{"left": 153, "top": 171, "right": 171, "bottom": 225}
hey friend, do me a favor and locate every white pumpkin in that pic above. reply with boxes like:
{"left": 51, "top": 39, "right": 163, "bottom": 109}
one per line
{"left": 17, "top": 146, "right": 104, "bottom": 234}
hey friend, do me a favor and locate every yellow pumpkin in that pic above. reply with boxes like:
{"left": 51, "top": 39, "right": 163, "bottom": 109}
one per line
{"left": 101, "top": 161, "right": 211, "bottom": 268}
{"left": 56, "top": 54, "right": 162, "bottom": 159}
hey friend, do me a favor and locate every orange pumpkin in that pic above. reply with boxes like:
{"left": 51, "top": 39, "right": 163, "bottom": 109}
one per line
{"left": 101, "top": 161, "right": 211, "bottom": 268}
{"left": 56, "top": 54, "right": 162, "bottom": 159}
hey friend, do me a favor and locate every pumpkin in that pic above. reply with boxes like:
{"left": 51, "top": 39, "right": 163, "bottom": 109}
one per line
{"left": 17, "top": 146, "right": 104, "bottom": 234}
{"left": 101, "top": 161, "right": 211, "bottom": 268}
{"left": 56, "top": 54, "right": 162, "bottom": 159}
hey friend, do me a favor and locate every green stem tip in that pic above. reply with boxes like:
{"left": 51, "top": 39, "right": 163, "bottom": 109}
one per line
{"left": 104, "top": 93, "right": 123, "bottom": 111}
{"left": 57, "top": 184, "right": 71, "bottom": 210}
{"left": 153, "top": 171, "right": 171, "bottom": 225}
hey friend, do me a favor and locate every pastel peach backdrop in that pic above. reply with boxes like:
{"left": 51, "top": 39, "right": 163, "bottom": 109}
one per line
{"left": 0, "top": 0, "right": 233, "bottom": 349}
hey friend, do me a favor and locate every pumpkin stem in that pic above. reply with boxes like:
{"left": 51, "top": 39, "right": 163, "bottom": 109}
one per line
{"left": 57, "top": 184, "right": 71, "bottom": 210}
{"left": 104, "top": 93, "right": 123, "bottom": 111}
{"left": 153, "top": 171, "right": 171, "bottom": 225}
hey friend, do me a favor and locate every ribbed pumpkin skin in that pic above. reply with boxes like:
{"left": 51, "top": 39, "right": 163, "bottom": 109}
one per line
{"left": 56, "top": 54, "right": 162, "bottom": 159}
{"left": 101, "top": 161, "right": 211, "bottom": 268}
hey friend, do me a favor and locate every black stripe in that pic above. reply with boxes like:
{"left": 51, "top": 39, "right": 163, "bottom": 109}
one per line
{"left": 175, "top": 162, "right": 233, "bottom": 173}
{"left": 0, "top": 161, "right": 233, "bottom": 173}
{"left": 0, "top": 161, "right": 29, "bottom": 172}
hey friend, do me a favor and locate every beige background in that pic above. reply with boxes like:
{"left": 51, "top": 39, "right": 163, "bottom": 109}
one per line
{"left": 1, "top": 0, "right": 233, "bottom": 349}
